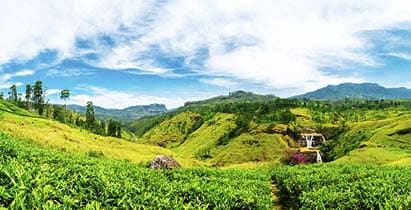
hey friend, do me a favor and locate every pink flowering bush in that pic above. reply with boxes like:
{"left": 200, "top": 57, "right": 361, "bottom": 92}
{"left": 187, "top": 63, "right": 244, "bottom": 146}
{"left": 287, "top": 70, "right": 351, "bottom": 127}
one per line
{"left": 281, "top": 149, "right": 306, "bottom": 165}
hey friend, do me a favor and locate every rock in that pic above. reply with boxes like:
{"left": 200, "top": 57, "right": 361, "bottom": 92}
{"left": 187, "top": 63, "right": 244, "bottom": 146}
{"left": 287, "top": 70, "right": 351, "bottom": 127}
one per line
{"left": 150, "top": 155, "right": 181, "bottom": 169}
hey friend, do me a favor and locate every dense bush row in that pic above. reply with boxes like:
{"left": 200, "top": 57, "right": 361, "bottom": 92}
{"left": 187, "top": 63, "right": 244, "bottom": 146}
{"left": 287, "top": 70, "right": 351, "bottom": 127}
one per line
{"left": 272, "top": 164, "right": 411, "bottom": 209}
{"left": 0, "top": 132, "right": 273, "bottom": 209}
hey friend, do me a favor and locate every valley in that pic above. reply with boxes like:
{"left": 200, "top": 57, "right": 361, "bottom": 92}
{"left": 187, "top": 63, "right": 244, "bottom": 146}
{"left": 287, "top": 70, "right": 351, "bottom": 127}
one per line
{"left": 3, "top": 1, "right": 411, "bottom": 208}
{"left": 1, "top": 87, "right": 411, "bottom": 208}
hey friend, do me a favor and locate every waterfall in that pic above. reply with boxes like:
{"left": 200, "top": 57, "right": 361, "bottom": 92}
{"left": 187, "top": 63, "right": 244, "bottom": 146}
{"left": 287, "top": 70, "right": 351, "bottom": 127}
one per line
{"left": 321, "top": 135, "right": 326, "bottom": 142}
{"left": 316, "top": 151, "right": 323, "bottom": 163}
{"left": 306, "top": 135, "right": 313, "bottom": 148}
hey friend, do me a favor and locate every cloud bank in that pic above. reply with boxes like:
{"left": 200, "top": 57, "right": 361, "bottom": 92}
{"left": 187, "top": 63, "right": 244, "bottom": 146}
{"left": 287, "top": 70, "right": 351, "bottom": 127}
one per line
{"left": 2, "top": 0, "right": 411, "bottom": 96}
{"left": 67, "top": 86, "right": 201, "bottom": 109}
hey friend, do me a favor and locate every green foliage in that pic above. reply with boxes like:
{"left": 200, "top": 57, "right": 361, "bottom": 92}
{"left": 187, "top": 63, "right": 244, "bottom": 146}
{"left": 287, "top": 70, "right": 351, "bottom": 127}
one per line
{"left": 317, "top": 124, "right": 346, "bottom": 140}
{"left": 52, "top": 104, "right": 65, "bottom": 122}
{"left": 0, "top": 132, "right": 273, "bottom": 209}
{"left": 25, "top": 84, "right": 32, "bottom": 109}
{"left": 272, "top": 164, "right": 411, "bottom": 209}
{"left": 8, "top": 84, "right": 17, "bottom": 103}
{"left": 228, "top": 113, "right": 251, "bottom": 139}
{"left": 211, "top": 133, "right": 288, "bottom": 166}
{"left": 0, "top": 100, "right": 37, "bottom": 117}
{"left": 127, "top": 112, "right": 175, "bottom": 137}
{"left": 107, "top": 119, "right": 122, "bottom": 138}
{"left": 320, "top": 110, "right": 411, "bottom": 164}
{"left": 175, "top": 113, "right": 236, "bottom": 159}
{"left": 60, "top": 89, "right": 70, "bottom": 107}
{"left": 141, "top": 112, "right": 203, "bottom": 147}
{"left": 86, "top": 150, "right": 104, "bottom": 158}
{"left": 69, "top": 104, "right": 168, "bottom": 124}
{"left": 32, "top": 80, "right": 45, "bottom": 115}
{"left": 86, "top": 101, "right": 95, "bottom": 131}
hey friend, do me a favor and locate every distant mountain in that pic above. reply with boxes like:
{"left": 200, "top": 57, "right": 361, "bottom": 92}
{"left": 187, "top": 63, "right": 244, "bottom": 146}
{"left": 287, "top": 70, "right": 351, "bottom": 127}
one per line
{"left": 292, "top": 83, "right": 411, "bottom": 99}
{"left": 67, "top": 104, "right": 168, "bottom": 123}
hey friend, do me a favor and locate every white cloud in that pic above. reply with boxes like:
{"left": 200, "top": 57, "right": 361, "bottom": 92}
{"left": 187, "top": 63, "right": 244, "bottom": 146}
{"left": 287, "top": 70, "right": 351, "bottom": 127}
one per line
{"left": 2, "top": 1, "right": 411, "bottom": 95}
{"left": 0, "top": 69, "right": 35, "bottom": 89}
{"left": 383, "top": 52, "right": 411, "bottom": 60}
{"left": 46, "top": 89, "right": 62, "bottom": 96}
{"left": 14, "top": 70, "right": 35, "bottom": 77}
{"left": 0, "top": 82, "right": 23, "bottom": 89}
{"left": 67, "top": 86, "right": 202, "bottom": 109}
{"left": 47, "top": 68, "right": 95, "bottom": 77}
{"left": 0, "top": 69, "right": 35, "bottom": 82}
{"left": 199, "top": 78, "right": 238, "bottom": 89}
{"left": 0, "top": 0, "right": 156, "bottom": 64}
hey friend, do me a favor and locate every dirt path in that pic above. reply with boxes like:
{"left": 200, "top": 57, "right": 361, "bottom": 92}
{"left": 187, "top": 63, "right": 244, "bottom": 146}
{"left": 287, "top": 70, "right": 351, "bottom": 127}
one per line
{"left": 271, "top": 182, "right": 283, "bottom": 210}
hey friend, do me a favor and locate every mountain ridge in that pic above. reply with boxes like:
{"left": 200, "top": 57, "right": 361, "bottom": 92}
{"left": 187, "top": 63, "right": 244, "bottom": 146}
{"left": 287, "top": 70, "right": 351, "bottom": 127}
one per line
{"left": 67, "top": 103, "right": 168, "bottom": 123}
{"left": 292, "top": 82, "right": 411, "bottom": 99}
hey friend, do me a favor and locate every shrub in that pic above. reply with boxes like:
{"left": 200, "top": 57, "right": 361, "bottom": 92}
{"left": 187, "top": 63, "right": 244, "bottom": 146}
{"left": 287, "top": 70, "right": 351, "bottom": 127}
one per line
{"left": 281, "top": 149, "right": 306, "bottom": 165}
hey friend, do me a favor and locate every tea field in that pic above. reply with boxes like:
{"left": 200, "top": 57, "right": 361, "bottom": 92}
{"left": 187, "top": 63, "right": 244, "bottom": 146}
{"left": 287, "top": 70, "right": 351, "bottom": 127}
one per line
{"left": 0, "top": 132, "right": 273, "bottom": 209}
{"left": 273, "top": 164, "right": 411, "bottom": 209}
{"left": 2, "top": 131, "right": 411, "bottom": 209}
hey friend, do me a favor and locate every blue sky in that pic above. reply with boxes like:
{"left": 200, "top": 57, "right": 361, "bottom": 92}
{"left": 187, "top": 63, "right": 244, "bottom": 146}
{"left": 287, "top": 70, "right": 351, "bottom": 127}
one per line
{"left": 2, "top": 1, "right": 411, "bottom": 108}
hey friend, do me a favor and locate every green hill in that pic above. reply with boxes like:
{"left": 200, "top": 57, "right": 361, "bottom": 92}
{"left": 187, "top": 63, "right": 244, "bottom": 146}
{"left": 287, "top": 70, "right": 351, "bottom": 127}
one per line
{"left": 326, "top": 111, "right": 411, "bottom": 165}
{"left": 2, "top": 92, "right": 411, "bottom": 208}
{"left": 3, "top": 91, "right": 411, "bottom": 167}
{"left": 130, "top": 92, "right": 411, "bottom": 166}
{"left": 0, "top": 100, "right": 199, "bottom": 166}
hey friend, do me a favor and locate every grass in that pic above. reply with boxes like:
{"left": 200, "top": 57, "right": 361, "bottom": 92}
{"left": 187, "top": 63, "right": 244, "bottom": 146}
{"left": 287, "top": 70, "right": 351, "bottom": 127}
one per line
{"left": 141, "top": 111, "right": 202, "bottom": 148}
{"left": 174, "top": 113, "right": 236, "bottom": 158}
{"left": 291, "top": 108, "right": 313, "bottom": 125}
{"left": 210, "top": 133, "right": 288, "bottom": 165}
{"left": 0, "top": 101, "right": 201, "bottom": 167}
{"left": 335, "top": 147, "right": 411, "bottom": 165}
{"left": 327, "top": 111, "right": 411, "bottom": 165}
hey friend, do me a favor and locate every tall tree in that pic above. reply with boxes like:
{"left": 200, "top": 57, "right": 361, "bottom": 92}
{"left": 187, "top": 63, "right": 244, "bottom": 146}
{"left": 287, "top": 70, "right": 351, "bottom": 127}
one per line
{"left": 108, "top": 119, "right": 122, "bottom": 138}
{"left": 8, "top": 84, "right": 17, "bottom": 103}
{"left": 32, "top": 81, "right": 45, "bottom": 115}
{"left": 25, "top": 84, "right": 32, "bottom": 109}
{"left": 99, "top": 121, "right": 106, "bottom": 135}
{"left": 116, "top": 125, "right": 122, "bottom": 138}
{"left": 86, "top": 101, "right": 95, "bottom": 131}
{"left": 0, "top": 92, "right": 3, "bottom": 100}
{"left": 60, "top": 89, "right": 70, "bottom": 108}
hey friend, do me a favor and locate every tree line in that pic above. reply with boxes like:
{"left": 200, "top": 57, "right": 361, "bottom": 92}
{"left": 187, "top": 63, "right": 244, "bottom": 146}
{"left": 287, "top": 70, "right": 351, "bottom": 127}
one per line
{"left": 0, "top": 81, "right": 122, "bottom": 138}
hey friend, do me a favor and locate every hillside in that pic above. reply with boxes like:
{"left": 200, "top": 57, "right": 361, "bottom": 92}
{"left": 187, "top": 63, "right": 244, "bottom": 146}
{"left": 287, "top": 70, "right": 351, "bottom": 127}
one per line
{"left": 0, "top": 100, "right": 198, "bottom": 166}
{"left": 67, "top": 103, "right": 167, "bottom": 123}
{"left": 293, "top": 83, "right": 411, "bottom": 99}
{"left": 2, "top": 92, "right": 411, "bottom": 208}
{"left": 0, "top": 131, "right": 274, "bottom": 209}
{"left": 130, "top": 91, "right": 411, "bottom": 166}
{"left": 326, "top": 110, "right": 411, "bottom": 165}
{"left": 3, "top": 91, "right": 411, "bottom": 167}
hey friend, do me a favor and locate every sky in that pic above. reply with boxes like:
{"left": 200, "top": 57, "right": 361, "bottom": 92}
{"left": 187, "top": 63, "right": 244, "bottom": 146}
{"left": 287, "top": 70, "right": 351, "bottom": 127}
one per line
{"left": 2, "top": 0, "right": 411, "bottom": 109}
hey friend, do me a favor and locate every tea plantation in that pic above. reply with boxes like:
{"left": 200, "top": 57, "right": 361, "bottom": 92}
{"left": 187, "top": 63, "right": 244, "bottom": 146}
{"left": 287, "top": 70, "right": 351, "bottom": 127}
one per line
{"left": 273, "top": 164, "right": 411, "bottom": 209}
{"left": 0, "top": 132, "right": 273, "bottom": 209}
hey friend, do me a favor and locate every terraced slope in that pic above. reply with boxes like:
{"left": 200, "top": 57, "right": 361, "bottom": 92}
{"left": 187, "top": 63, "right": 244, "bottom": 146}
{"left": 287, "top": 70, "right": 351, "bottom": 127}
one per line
{"left": 175, "top": 113, "right": 236, "bottom": 158}
{"left": 331, "top": 113, "right": 411, "bottom": 165}
{"left": 141, "top": 111, "right": 203, "bottom": 148}
{"left": 141, "top": 111, "right": 293, "bottom": 166}
{"left": 0, "top": 100, "right": 199, "bottom": 166}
